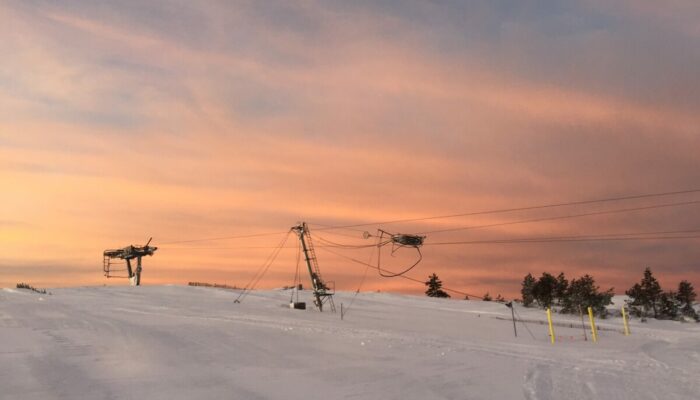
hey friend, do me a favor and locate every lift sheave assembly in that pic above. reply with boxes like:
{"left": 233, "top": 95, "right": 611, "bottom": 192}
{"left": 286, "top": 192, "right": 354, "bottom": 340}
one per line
{"left": 103, "top": 238, "right": 158, "bottom": 286}
{"left": 375, "top": 229, "right": 426, "bottom": 277}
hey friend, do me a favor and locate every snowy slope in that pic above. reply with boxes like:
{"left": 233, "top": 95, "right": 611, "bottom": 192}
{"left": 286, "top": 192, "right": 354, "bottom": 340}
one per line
{"left": 1, "top": 286, "right": 699, "bottom": 399}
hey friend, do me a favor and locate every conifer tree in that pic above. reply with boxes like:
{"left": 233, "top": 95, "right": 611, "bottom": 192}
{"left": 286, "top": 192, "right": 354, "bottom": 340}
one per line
{"left": 521, "top": 273, "right": 536, "bottom": 307}
{"left": 626, "top": 268, "right": 663, "bottom": 318}
{"left": 424, "top": 273, "right": 450, "bottom": 298}
{"left": 676, "top": 280, "right": 698, "bottom": 320}
{"left": 625, "top": 283, "right": 646, "bottom": 318}
{"left": 532, "top": 272, "right": 557, "bottom": 309}
{"left": 482, "top": 292, "right": 492, "bottom": 301}
{"left": 659, "top": 291, "right": 679, "bottom": 320}
{"left": 562, "top": 274, "right": 613, "bottom": 317}
{"left": 640, "top": 268, "right": 662, "bottom": 318}
{"left": 554, "top": 272, "right": 569, "bottom": 305}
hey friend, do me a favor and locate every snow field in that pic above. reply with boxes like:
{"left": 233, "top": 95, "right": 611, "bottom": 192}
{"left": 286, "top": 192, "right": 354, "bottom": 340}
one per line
{"left": 1, "top": 285, "right": 698, "bottom": 399}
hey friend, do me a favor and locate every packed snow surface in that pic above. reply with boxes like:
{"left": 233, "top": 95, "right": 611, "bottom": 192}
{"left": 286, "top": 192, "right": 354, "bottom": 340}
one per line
{"left": 1, "top": 285, "right": 699, "bottom": 399}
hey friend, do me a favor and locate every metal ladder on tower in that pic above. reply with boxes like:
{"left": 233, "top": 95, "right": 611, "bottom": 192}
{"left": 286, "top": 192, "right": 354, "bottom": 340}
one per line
{"left": 292, "top": 222, "right": 336, "bottom": 312}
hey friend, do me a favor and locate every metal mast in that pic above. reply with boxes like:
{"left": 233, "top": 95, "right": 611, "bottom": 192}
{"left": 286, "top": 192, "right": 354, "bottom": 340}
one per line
{"left": 291, "top": 222, "right": 335, "bottom": 312}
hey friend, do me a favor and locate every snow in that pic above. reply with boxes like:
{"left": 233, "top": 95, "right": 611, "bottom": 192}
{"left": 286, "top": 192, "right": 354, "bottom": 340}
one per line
{"left": 1, "top": 286, "right": 698, "bottom": 399}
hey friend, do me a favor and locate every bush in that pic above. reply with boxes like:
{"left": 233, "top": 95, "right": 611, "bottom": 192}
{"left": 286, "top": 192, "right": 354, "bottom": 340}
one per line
{"left": 16, "top": 283, "right": 48, "bottom": 294}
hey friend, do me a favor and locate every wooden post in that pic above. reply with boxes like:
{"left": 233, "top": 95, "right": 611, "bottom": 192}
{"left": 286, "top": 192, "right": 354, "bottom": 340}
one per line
{"left": 546, "top": 308, "right": 555, "bottom": 344}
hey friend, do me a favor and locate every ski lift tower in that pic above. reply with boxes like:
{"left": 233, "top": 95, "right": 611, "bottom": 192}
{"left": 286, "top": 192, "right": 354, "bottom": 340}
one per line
{"left": 103, "top": 238, "right": 158, "bottom": 286}
{"left": 291, "top": 223, "right": 336, "bottom": 312}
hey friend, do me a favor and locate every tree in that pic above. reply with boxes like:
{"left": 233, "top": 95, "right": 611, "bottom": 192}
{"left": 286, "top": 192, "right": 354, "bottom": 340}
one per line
{"left": 676, "top": 280, "right": 698, "bottom": 320}
{"left": 658, "top": 291, "right": 679, "bottom": 320}
{"left": 625, "top": 283, "right": 646, "bottom": 318}
{"left": 562, "top": 274, "right": 614, "bottom": 317}
{"left": 424, "top": 273, "right": 450, "bottom": 298}
{"left": 482, "top": 292, "right": 492, "bottom": 301}
{"left": 640, "top": 267, "right": 662, "bottom": 318}
{"left": 627, "top": 268, "right": 662, "bottom": 318}
{"left": 532, "top": 272, "right": 557, "bottom": 309}
{"left": 554, "top": 272, "right": 569, "bottom": 306}
{"left": 521, "top": 273, "right": 536, "bottom": 307}
{"left": 495, "top": 294, "right": 505, "bottom": 303}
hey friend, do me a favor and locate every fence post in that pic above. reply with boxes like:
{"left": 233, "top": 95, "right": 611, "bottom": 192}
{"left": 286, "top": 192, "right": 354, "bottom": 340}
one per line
{"left": 587, "top": 306, "right": 598, "bottom": 343}
{"left": 546, "top": 308, "right": 555, "bottom": 344}
{"left": 621, "top": 306, "right": 630, "bottom": 336}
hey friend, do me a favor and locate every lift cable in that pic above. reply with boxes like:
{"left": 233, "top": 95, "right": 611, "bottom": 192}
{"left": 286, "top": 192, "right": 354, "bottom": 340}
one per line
{"left": 512, "top": 306, "right": 538, "bottom": 340}
{"left": 426, "top": 228, "right": 700, "bottom": 246}
{"left": 313, "top": 234, "right": 387, "bottom": 249}
{"left": 158, "top": 230, "right": 291, "bottom": 245}
{"left": 306, "top": 188, "right": 700, "bottom": 232}
{"left": 161, "top": 228, "right": 700, "bottom": 250}
{"left": 417, "top": 199, "right": 700, "bottom": 235}
{"left": 341, "top": 240, "right": 378, "bottom": 318}
{"left": 234, "top": 230, "right": 292, "bottom": 304}
{"left": 155, "top": 188, "right": 700, "bottom": 246}
{"left": 316, "top": 245, "right": 483, "bottom": 300}
{"left": 290, "top": 240, "right": 302, "bottom": 304}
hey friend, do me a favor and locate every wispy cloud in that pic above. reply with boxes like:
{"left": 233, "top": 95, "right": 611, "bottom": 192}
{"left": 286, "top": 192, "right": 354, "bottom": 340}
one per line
{"left": 1, "top": 1, "right": 698, "bottom": 295}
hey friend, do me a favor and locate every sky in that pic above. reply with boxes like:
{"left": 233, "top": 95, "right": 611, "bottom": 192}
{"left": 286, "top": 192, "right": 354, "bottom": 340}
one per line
{"left": 1, "top": 0, "right": 699, "bottom": 298}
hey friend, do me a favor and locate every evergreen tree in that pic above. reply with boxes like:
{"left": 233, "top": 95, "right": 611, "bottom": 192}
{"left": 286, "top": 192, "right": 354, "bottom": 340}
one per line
{"left": 554, "top": 272, "right": 569, "bottom": 306}
{"left": 521, "top": 273, "right": 536, "bottom": 307}
{"left": 424, "top": 273, "right": 450, "bottom": 298}
{"left": 482, "top": 292, "right": 492, "bottom": 301}
{"left": 562, "top": 274, "right": 614, "bottom": 317}
{"left": 625, "top": 283, "right": 646, "bottom": 317}
{"left": 495, "top": 294, "right": 505, "bottom": 303}
{"left": 640, "top": 267, "right": 662, "bottom": 318}
{"left": 627, "top": 267, "right": 663, "bottom": 318}
{"left": 676, "top": 280, "right": 698, "bottom": 320}
{"left": 627, "top": 268, "right": 664, "bottom": 318}
{"left": 658, "top": 291, "right": 680, "bottom": 320}
{"left": 532, "top": 272, "right": 557, "bottom": 309}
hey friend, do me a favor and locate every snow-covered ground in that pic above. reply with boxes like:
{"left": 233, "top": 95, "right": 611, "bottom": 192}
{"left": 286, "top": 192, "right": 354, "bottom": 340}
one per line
{"left": 1, "top": 285, "right": 698, "bottom": 399}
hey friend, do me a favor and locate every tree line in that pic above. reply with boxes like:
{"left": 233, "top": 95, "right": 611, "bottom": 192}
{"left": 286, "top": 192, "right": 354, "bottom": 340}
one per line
{"left": 520, "top": 272, "right": 614, "bottom": 317}
{"left": 624, "top": 267, "right": 697, "bottom": 321}
{"left": 424, "top": 269, "right": 697, "bottom": 322}
{"left": 520, "top": 268, "right": 697, "bottom": 321}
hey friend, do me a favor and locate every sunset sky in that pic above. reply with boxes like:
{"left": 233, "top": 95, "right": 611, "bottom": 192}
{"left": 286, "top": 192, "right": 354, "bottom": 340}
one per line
{"left": 2, "top": 1, "right": 699, "bottom": 298}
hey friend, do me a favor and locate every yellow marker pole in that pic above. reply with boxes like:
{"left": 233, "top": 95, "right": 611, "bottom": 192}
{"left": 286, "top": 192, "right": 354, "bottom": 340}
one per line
{"left": 621, "top": 306, "right": 630, "bottom": 336}
{"left": 587, "top": 306, "right": 598, "bottom": 343}
{"left": 546, "top": 308, "right": 555, "bottom": 344}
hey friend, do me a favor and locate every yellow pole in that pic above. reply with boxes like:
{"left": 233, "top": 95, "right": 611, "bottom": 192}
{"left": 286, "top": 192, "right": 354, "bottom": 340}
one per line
{"left": 587, "top": 306, "right": 598, "bottom": 343}
{"left": 546, "top": 308, "right": 555, "bottom": 344}
{"left": 621, "top": 306, "right": 630, "bottom": 336}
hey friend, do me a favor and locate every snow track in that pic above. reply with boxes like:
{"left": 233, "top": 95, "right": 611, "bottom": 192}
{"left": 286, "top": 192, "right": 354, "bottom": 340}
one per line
{"left": 1, "top": 286, "right": 698, "bottom": 399}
